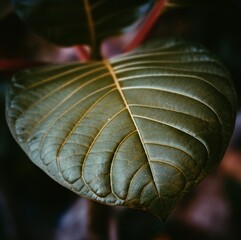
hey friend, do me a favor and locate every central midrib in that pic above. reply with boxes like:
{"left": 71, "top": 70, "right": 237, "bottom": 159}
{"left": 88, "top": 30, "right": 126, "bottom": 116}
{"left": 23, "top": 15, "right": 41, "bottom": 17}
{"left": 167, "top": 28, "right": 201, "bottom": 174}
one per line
{"left": 103, "top": 59, "right": 160, "bottom": 198}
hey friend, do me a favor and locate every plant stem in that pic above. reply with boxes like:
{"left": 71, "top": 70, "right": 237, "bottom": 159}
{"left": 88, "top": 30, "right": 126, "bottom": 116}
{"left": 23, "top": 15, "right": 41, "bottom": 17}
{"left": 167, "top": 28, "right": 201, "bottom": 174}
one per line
{"left": 86, "top": 199, "right": 112, "bottom": 239}
{"left": 124, "top": 0, "right": 167, "bottom": 52}
{"left": 75, "top": 45, "right": 91, "bottom": 62}
{"left": 0, "top": 59, "right": 43, "bottom": 71}
{"left": 75, "top": 44, "right": 102, "bottom": 61}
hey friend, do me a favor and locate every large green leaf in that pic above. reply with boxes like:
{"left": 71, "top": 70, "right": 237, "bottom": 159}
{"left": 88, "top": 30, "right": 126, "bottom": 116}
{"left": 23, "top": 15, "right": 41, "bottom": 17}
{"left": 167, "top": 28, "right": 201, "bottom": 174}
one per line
{"left": 13, "top": 0, "right": 154, "bottom": 48}
{"left": 6, "top": 39, "right": 237, "bottom": 219}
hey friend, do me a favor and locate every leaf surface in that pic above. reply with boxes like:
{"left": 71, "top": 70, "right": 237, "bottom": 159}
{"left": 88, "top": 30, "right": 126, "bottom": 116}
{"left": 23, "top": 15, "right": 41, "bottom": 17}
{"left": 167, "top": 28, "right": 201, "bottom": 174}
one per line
{"left": 13, "top": 0, "right": 154, "bottom": 47}
{"left": 6, "top": 39, "right": 237, "bottom": 219}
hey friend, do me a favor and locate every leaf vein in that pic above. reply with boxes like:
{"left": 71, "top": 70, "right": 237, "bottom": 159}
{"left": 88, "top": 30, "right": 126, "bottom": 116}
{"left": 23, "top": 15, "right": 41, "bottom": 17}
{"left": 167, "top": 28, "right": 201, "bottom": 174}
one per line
{"left": 150, "top": 160, "right": 188, "bottom": 187}
{"left": 103, "top": 60, "right": 161, "bottom": 197}
{"left": 81, "top": 107, "right": 127, "bottom": 196}
{"left": 26, "top": 63, "right": 102, "bottom": 90}
{"left": 123, "top": 86, "right": 222, "bottom": 127}
{"left": 110, "top": 130, "right": 137, "bottom": 199}
{"left": 25, "top": 72, "right": 111, "bottom": 139}
{"left": 129, "top": 104, "right": 209, "bottom": 123}
{"left": 126, "top": 163, "right": 149, "bottom": 200}
{"left": 38, "top": 85, "right": 115, "bottom": 161}
{"left": 133, "top": 114, "right": 210, "bottom": 155}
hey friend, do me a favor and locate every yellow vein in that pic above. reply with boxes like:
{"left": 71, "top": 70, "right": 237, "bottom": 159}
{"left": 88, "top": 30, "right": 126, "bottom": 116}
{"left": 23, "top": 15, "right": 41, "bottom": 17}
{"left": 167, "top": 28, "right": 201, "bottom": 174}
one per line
{"left": 149, "top": 160, "right": 188, "bottom": 186}
{"left": 23, "top": 63, "right": 74, "bottom": 76}
{"left": 133, "top": 114, "right": 210, "bottom": 155}
{"left": 144, "top": 142, "right": 195, "bottom": 163}
{"left": 81, "top": 107, "right": 127, "bottom": 197}
{"left": 112, "top": 60, "right": 222, "bottom": 70}
{"left": 19, "top": 66, "right": 106, "bottom": 121}
{"left": 84, "top": 0, "right": 96, "bottom": 51}
{"left": 38, "top": 84, "right": 115, "bottom": 159}
{"left": 103, "top": 59, "right": 160, "bottom": 197}
{"left": 143, "top": 141, "right": 206, "bottom": 177}
{"left": 116, "top": 69, "right": 227, "bottom": 98}
{"left": 110, "top": 51, "right": 206, "bottom": 63}
{"left": 122, "top": 86, "right": 222, "bottom": 127}
{"left": 118, "top": 72, "right": 223, "bottom": 87}
{"left": 139, "top": 181, "right": 153, "bottom": 202}
{"left": 56, "top": 87, "right": 118, "bottom": 160}
{"left": 125, "top": 163, "right": 149, "bottom": 200}
{"left": 110, "top": 130, "right": 137, "bottom": 200}
{"left": 39, "top": 87, "right": 116, "bottom": 184}
{"left": 113, "top": 61, "right": 227, "bottom": 78}
{"left": 110, "top": 42, "right": 194, "bottom": 61}
{"left": 25, "top": 71, "right": 110, "bottom": 138}
{"left": 26, "top": 63, "right": 101, "bottom": 90}
{"left": 129, "top": 104, "right": 209, "bottom": 123}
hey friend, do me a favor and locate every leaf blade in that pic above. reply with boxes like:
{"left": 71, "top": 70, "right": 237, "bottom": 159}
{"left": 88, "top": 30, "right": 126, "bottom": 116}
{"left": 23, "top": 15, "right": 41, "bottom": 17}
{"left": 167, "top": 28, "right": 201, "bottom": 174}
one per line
{"left": 6, "top": 39, "right": 237, "bottom": 220}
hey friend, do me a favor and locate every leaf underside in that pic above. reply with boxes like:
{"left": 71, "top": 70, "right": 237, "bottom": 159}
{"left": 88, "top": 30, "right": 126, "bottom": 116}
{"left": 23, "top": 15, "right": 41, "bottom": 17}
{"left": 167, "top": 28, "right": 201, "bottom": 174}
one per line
{"left": 6, "top": 39, "right": 237, "bottom": 220}
{"left": 13, "top": 0, "right": 154, "bottom": 46}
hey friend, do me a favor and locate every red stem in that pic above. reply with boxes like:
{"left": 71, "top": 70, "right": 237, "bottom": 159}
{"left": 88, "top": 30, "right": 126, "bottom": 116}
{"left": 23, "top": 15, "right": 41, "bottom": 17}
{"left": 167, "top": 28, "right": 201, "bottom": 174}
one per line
{"left": 75, "top": 45, "right": 90, "bottom": 62}
{"left": 0, "top": 59, "right": 43, "bottom": 72}
{"left": 0, "top": 46, "right": 90, "bottom": 72}
{"left": 124, "top": 0, "right": 167, "bottom": 52}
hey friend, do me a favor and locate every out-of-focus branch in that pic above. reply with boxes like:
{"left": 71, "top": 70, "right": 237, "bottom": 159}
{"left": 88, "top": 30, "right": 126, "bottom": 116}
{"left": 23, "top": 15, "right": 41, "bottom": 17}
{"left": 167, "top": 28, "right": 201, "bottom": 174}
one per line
{"left": 56, "top": 198, "right": 114, "bottom": 240}
{"left": 75, "top": 45, "right": 91, "bottom": 62}
{"left": 0, "top": 59, "right": 44, "bottom": 72}
{"left": 124, "top": 0, "right": 167, "bottom": 53}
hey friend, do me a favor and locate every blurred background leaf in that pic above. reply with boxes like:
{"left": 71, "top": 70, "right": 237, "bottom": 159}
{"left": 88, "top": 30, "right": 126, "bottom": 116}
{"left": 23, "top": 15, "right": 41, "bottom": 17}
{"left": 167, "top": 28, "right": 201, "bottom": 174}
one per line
{"left": 12, "top": 0, "right": 154, "bottom": 58}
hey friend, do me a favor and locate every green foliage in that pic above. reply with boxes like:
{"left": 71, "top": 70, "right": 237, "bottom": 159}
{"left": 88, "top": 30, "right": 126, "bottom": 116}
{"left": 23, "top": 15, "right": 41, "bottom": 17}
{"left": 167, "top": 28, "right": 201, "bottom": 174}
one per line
{"left": 6, "top": 39, "right": 237, "bottom": 220}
